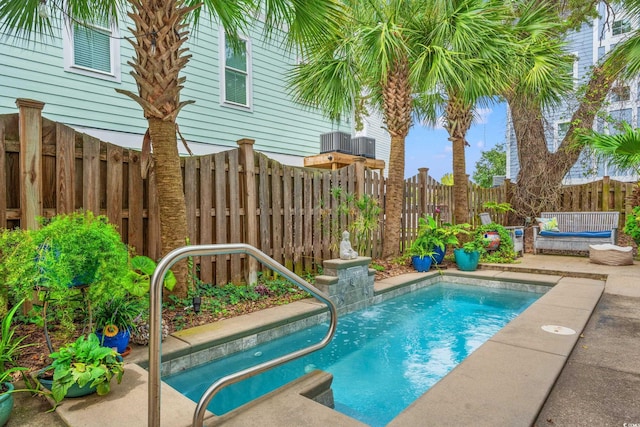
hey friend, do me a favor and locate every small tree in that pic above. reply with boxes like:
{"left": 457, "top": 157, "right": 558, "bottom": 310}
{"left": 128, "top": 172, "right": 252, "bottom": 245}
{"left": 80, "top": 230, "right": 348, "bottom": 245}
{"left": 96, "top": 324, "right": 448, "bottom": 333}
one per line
{"left": 473, "top": 143, "right": 507, "bottom": 188}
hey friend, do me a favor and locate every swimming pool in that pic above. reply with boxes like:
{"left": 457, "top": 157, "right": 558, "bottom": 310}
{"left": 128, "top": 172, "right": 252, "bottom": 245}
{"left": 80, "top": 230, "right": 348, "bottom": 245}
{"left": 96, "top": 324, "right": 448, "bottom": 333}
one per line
{"left": 165, "top": 282, "right": 540, "bottom": 426}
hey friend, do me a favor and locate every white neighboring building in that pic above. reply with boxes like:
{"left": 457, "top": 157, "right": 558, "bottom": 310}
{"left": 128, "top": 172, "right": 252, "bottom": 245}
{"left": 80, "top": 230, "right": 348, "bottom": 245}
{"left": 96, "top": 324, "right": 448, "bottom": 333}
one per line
{"left": 506, "top": 2, "right": 639, "bottom": 184}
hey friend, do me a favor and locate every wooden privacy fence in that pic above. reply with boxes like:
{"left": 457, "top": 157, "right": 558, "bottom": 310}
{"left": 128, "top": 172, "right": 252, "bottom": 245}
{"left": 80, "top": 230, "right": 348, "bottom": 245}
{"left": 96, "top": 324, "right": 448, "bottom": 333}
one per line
{"left": 2, "top": 99, "right": 636, "bottom": 286}
{"left": 402, "top": 170, "right": 636, "bottom": 237}
{"left": 0, "top": 100, "right": 385, "bottom": 285}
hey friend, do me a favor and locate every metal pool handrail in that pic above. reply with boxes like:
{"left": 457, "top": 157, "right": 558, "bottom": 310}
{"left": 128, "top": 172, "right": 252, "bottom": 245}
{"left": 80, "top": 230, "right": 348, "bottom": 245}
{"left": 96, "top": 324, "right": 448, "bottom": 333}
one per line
{"left": 147, "top": 243, "right": 338, "bottom": 427}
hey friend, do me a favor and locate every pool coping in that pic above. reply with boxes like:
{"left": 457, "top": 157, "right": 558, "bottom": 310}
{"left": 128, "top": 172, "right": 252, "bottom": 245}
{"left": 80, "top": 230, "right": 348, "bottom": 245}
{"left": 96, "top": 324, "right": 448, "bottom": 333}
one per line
{"left": 50, "top": 269, "right": 604, "bottom": 426}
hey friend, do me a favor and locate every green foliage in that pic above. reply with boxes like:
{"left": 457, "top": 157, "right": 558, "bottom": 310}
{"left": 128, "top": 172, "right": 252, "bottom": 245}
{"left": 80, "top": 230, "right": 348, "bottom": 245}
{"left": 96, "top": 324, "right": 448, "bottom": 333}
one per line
{"left": 472, "top": 224, "right": 516, "bottom": 263}
{"left": 2, "top": 212, "right": 130, "bottom": 304}
{"left": 407, "top": 215, "right": 471, "bottom": 258}
{"left": 165, "top": 274, "right": 311, "bottom": 323}
{"left": 123, "top": 255, "right": 177, "bottom": 297}
{"left": 473, "top": 143, "right": 507, "bottom": 188}
{"left": 0, "top": 211, "right": 133, "bottom": 342}
{"left": 623, "top": 206, "right": 640, "bottom": 245}
{"left": 326, "top": 187, "right": 381, "bottom": 256}
{"left": 461, "top": 239, "right": 486, "bottom": 253}
{"left": 0, "top": 299, "right": 32, "bottom": 385}
{"left": 370, "top": 262, "right": 385, "bottom": 272}
{"left": 441, "top": 173, "right": 454, "bottom": 186}
{"left": 576, "top": 123, "right": 640, "bottom": 176}
{"left": 48, "top": 333, "right": 124, "bottom": 403}
{"left": 93, "top": 295, "right": 145, "bottom": 333}
{"left": 482, "top": 201, "right": 514, "bottom": 214}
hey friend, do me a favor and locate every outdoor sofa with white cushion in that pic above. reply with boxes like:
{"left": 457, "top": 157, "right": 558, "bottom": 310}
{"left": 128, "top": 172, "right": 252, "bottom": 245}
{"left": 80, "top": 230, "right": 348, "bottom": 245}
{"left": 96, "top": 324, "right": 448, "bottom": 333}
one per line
{"left": 532, "top": 211, "right": 619, "bottom": 254}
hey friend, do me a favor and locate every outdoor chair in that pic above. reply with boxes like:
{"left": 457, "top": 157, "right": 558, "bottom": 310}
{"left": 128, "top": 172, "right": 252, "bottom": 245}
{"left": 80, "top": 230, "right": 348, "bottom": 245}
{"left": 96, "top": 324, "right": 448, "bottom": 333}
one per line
{"left": 479, "top": 213, "right": 524, "bottom": 257}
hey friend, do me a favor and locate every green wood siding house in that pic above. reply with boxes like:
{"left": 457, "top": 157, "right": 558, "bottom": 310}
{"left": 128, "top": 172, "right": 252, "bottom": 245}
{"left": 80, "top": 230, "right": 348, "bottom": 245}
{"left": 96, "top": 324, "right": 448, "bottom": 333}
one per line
{"left": 1, "top": 16, "right": 389, "bottom": 169}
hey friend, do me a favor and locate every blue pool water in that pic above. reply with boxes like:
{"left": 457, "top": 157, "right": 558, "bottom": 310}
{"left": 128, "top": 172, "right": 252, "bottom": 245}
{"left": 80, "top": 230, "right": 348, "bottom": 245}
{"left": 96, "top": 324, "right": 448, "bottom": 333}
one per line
{"left": 165, "top": 282, "right": 540, "bottom": 426}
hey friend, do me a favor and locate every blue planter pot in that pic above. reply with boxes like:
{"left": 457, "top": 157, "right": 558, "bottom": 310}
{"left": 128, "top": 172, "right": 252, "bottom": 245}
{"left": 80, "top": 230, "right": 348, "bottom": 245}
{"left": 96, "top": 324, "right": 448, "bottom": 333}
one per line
{"left": 453, "top": 248, "right": 480, "bottom": 271}
{"left": 0, "top": 382, "right": 14, "bottom": 426}
{"left": 96, "top": 329, "right": 131, "bottom": 354}
{"left": 432, "top": 246, "right": 446, "bottom": 264}
{"left": 411, "top": 256, "right": 433, "bottom": 272}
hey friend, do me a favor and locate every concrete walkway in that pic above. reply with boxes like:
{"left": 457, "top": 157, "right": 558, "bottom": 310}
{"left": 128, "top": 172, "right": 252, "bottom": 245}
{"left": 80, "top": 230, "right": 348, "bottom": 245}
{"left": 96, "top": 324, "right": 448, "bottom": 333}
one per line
{"left": 6, "top": 254, "right": 640, "bottom": 426}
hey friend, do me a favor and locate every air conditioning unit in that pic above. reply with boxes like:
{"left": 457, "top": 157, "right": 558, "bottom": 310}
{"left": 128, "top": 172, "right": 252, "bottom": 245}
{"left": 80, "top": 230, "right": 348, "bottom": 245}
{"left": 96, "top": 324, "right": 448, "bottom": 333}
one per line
{"left": 320, "top": 131, "right": 352, "bottom": 154}
{"left": 351, "top": 137, "right": 376, "bottom": 159}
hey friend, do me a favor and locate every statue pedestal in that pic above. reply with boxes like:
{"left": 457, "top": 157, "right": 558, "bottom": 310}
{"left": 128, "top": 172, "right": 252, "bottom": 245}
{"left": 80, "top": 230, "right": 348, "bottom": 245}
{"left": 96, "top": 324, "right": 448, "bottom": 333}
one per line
{"left": 314, "top": 257, "right": 374, "bottom": 315}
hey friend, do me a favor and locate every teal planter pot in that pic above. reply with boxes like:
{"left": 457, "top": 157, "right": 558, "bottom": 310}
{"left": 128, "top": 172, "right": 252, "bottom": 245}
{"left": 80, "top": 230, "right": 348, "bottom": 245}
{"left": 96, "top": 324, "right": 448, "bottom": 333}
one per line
{"left": 0, "top": 382, "right": 14, "bottom": 426}
{"left": 411, "top": 256, "right": 433, "bottom": 272}
{"left": 37, "top": 370, "right": 97, "bottom": 398}
{"left": 453, "top": 248, "right": 480, "bottom": 271}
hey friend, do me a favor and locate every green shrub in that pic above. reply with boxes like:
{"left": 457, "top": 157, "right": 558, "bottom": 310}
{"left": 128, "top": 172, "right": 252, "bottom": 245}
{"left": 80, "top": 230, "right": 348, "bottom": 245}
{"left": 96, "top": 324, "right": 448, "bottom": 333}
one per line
{"left": 623, "top": 206, "right": 640, "bottom": 245}
{"left": 473, "top": 224, "right": 516, "bottom": 263}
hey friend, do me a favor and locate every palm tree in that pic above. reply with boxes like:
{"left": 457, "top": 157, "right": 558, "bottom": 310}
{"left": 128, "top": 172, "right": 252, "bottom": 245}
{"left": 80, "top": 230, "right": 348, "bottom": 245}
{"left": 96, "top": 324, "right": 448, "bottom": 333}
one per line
{"left": 288, "top": 0, "right": 504, "bottom": 257}
{"left": 413, "top": 0, "right": 515, "bottom": 224}
{"left": 1, "top": 0, "right": 342, "bottom": 295}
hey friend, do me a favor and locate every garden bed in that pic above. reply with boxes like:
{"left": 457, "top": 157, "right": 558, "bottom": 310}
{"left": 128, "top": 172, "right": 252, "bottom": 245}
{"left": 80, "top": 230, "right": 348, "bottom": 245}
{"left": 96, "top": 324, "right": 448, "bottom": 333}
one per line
{"left": 12, "top": 259, "right": 415, "bottom": 375}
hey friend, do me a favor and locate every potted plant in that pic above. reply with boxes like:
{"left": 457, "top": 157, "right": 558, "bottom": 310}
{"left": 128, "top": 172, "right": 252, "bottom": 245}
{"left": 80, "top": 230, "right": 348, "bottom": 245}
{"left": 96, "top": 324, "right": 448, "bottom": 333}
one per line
{"left": 1, "top": 211, "right": 131, "bottom": 342}
{"left": 38, "top": 333, "right": 124, "bottom": 403}
{"left": 408, "top": 215, "right": 470, "bottom": 271}
{"left": 94, "top": 295, "right": 145, "bottom": 355}
{"left": 0, "top": 300, "right": 31, "bottom": 426}
{"left": 454, "top": 240, "right": 485, "bottom": 271}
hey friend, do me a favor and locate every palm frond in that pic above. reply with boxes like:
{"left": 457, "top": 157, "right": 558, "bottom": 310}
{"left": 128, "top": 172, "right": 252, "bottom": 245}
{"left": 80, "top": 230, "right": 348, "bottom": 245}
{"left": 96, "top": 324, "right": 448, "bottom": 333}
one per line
{"left": 576, "top": 123, "right": 640, "bottom": 173}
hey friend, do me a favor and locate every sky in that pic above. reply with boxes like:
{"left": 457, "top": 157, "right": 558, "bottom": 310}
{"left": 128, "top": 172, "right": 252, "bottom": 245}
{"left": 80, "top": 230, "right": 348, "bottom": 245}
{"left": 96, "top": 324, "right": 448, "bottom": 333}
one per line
{"left": 404, "top": 102, "right": 508, "bottom": 182}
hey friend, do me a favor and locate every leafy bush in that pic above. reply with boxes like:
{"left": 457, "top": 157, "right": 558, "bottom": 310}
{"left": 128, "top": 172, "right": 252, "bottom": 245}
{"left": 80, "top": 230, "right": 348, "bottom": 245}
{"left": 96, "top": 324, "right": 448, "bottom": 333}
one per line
{"left": 623, "top": 206, "right": 640, "bottom": 245}
{"left": 472, "top": 224, "right": 516, "bottom": 263}
{"left": 48, "top": 333, "right": 124, "bottom": 403}
{"left": 2, "top": 211, "right": 130, "bottom": 304}
{"left": 0, "top": 211, "right": 131, "bottom": 341}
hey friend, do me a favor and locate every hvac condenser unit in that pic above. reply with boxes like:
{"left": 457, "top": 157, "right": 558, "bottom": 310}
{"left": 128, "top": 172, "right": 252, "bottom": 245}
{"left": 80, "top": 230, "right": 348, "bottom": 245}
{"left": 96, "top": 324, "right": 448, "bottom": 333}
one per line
{"left": 320, "top": 131, "right": 352, "bottom": 154}
{"left": 351, "top": 137, "right": 376, "bottom": 159}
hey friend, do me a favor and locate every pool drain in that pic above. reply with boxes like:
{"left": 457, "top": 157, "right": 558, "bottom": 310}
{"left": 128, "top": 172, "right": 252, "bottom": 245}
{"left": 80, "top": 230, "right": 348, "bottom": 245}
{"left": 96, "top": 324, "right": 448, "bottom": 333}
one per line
{"left": 541, "top": 325, "right": 576, "bottom": 335}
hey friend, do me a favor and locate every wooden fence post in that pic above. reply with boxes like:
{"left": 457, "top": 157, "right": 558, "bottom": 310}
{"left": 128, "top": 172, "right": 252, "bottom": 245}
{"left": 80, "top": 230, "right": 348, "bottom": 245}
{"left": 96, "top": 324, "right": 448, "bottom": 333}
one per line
{"left": 602, "top": 176, "right": 610, "bottom": 211}
{"left": 17, "top": 98, "right": 45, "bottom": 231}
{"left": 504, "top": 178, "right": 513, "bottom": 224}
{"left": 418, "top": 168, "right": 428, "bottom": 218}
{"left": 238, "top": 138, "right": 258, "bottom": 284}
{"left": 354, "top": 156, "right": 366, "bottom": 197}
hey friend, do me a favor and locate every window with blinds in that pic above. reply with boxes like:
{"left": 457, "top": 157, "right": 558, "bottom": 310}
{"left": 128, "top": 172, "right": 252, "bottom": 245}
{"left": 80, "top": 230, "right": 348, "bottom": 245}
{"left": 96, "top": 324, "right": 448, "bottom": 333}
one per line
{"left": 63, "top": 17, "right": 120, "bottom": 82}
{"left": 73, "top": 24, "right": 112, "bottom": 73}
{"left": 222, "top": 34, "right": 251, "bottom": 109}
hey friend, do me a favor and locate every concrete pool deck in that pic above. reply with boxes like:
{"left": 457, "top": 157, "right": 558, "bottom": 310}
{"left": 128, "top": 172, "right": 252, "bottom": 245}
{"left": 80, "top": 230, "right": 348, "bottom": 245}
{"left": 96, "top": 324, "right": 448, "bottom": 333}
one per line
{"left": 8, "top": 254, "right": 640, "bottom": 426}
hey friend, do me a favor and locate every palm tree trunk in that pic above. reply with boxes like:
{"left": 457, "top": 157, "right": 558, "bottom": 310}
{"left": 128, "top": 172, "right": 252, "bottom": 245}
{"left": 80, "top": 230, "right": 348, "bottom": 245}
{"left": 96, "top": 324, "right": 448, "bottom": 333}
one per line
{"left": 381, "top": 59, "right": 412, "bottom": 258}
{"left": 148, "top": 118, "right": 189, "bottom": 295}
{"left": 382, "top": 135, "right": 406, "bottom": 257}
{"left": 444, "top": 97, "right": 473, "bottom": 224}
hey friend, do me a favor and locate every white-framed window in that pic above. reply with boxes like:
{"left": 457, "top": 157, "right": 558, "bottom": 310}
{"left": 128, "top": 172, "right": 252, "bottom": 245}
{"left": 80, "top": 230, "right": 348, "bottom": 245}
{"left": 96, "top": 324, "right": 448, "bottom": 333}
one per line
{"left": 62, "top": 17, "right": 121, "bottom": 82}
{"left": 612, "top": 18, "right": 631, "bottom": 36}
{"left": 220, "top": 30, "right": 252, "bottom": 110}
